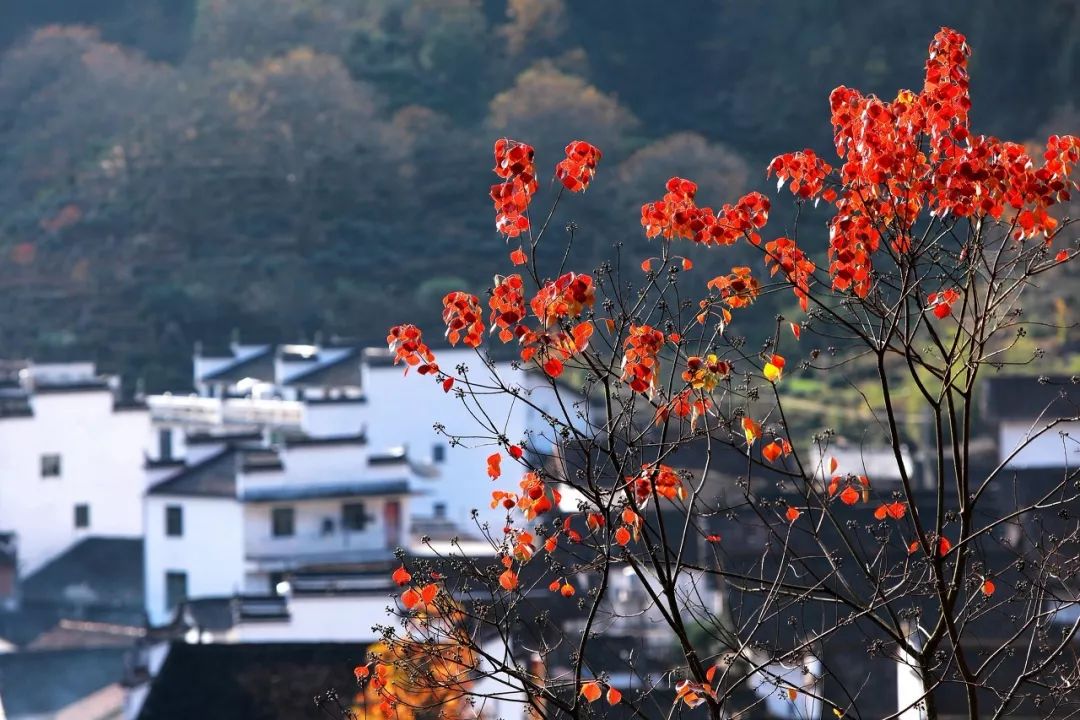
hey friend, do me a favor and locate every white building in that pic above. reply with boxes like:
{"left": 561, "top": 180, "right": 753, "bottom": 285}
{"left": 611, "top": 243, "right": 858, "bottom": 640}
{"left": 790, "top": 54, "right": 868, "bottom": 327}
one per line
{"left": 0, "top": 361, "right": 150, "bottom": 576}
{"left": 142, "top": 432, "right": 413, "bottom": 626}
{"left": 983, "top": 375, "right": 1080, "bottom": 469}
{"left": 147, "top": 338, "right": 582, "bottom": 534}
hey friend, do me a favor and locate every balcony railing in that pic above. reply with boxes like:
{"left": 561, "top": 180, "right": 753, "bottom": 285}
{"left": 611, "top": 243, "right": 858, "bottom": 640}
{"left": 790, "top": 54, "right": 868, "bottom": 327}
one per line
{"left": 147, "top": 395, "right": 304, "bottom": 429}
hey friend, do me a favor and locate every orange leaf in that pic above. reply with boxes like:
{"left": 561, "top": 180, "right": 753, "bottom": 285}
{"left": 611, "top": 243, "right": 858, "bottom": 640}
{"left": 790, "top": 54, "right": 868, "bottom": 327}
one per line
{"left": 581, "top": 681, "right": 602, "bottom": 703}
{"left": 355, "top": 664, "right": 371, "bottom": 681}
{"left": 786, "top": 507, "right": 801, "bottom": 523}
{"left": 499, "top": 569, "right": 519, "bottom": 591}
{"left": 487, "top": 453, "right": 501, "bottom": 480}
{"left": 938, "top": 536, "right": 952, "bottom": 556}
{"left": 606, "top": 686, "right": 622, "bottom": 705}
{"left": 641, "top": 258, "right": 653, "bottom": 272}
{"left": 705, "top": 665, "right": 718, "bottom": 684}
{"left": 392, "top": 565, "right": 411, "bottom": 587}
{"left": 510, "top": 247, "right": 527, "bottom": 265}
{"left": 681, "top": 257, "right": 693, "bottom": 271}
{"left": 615, "top": 526, "right": 631, "bottom": 546}
{"left": 543, "top": 357, "right": 564, "bottom": 377}
{"left": 1056, "top": 249, "right": 1069, "bottom": 263}
{"left": 420, "top": 583, "right": 438, "bottom": 605}
{"left": 839, "top": 486, "right": 860, "bottom": 505}
{"left": 790, "top": 322, "right": 801, "bottom": 340}
{"left": 788, "top": 687, "right": 799, "bottom": 702}
{"left": 401, "top": 588, "right": 421, "bottom": 610}
{"left": 762, "top": 441, "right": 782, "bottom": 463}
{"left": 705, "top": 534, "right": 721, "bottom": 543}
{"left": 560, "top": 582, "right": 575, "bottom": 598}
{"left": 982, "top": 579, "right": 995, "bottom": 596}
{"left": 829, "top": 456, "right": 838, "bottom": 474}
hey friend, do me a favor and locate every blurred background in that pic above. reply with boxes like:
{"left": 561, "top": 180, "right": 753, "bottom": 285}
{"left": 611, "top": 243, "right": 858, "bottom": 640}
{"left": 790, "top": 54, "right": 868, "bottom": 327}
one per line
{"left": 0, "top": 0, "right": 1077, "bottom": 390}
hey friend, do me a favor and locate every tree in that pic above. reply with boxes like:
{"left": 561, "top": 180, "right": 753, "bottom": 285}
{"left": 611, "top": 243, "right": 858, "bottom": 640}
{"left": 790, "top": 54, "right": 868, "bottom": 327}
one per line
{"left": 344, "top": 27, "right": 1080, "bottom": 720}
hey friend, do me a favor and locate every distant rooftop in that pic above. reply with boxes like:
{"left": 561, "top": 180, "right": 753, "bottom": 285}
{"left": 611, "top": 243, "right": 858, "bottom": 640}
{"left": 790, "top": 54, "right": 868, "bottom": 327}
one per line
{"left": 983, "top": 375, "right": 1080, "bottom": 422}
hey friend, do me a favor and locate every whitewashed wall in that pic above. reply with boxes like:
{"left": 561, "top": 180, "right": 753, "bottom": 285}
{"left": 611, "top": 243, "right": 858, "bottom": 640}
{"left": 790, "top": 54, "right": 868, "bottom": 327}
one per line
{"left": 0, "top": 390, "right": 149, "bottom": 575}
{"left": 998, "top": 419, "right": 1080, "bottom": 468}
{"left": 144, "top": 495, "right": 244, "bottom": 625}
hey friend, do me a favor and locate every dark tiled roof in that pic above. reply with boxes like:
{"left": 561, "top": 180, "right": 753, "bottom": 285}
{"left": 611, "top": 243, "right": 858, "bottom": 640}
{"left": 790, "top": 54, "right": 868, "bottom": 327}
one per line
{"left": 982, "top": 375, "right": 1080, "bottom": 422}
{"left": 147, "top": 449, "right": 237, "bottom": 498}
{"left": 0, "top": 647, "right": 129, "bottom": 716}
{"left": 21, "top": 537, "right": 144, "bottom": 611}
{"left": 285, "top": 348, "right": 362, "bottom": 387}
{"left": 186, "top": 430, "right": 262, "bottom": 446}
{"left": 241, "top": 479, "right": 408, "bottom": 502}
{"left": 200, "top": 346, "right": 275, "bottom": 383}
{"left": 282, "top": 433, "right": 366, "bottom": 447}
{"left": 137, "top": 642, "right": 367, "bottom": 720}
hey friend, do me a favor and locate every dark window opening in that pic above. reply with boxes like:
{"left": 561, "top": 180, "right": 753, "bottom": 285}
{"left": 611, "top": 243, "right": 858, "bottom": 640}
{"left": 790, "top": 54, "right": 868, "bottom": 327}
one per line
{"left": 41, "top": 454, "right": 61, "bottom": 478}
{"left": 166, "top": 505, "right": 183, "bottom": 537}
{"left": 432, "top": 444, "right": 446, "bottom": 463}
{"left": 74, "top": 504, "right": 90, "bottom": 529}
{"left": 271, "top": 507, "right": 295, "bottom": 537}
{"left": 342, "top": 502, "right": 374, "bottom": 531}
{"left": 165, "top": 571, "right": 188, "bottom": 613}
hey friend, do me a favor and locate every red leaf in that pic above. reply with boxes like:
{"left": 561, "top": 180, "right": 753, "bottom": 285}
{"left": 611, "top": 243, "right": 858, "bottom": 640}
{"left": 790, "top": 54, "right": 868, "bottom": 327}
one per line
{"left": 786, "top": 507, "right": 801, "bottom": 523}
{"left": 487, "top": 453, "right": 502, "bottom": 479}
{"left": 581, "top": 681, "right": 602, "bottom": 703}
{"left": 543, "top": 357, "right": 564, "bottom": 377}
{"left": 499, "top": 569, "right": 519, "bottom": 591}
{"left": 606, "top": 686, "right": 622, "bottom": 705}
{"left": 705, "top": 534, "right": 722, "bottom": 543}
{"left": 508, "top": 445, "right": 523, "bottom": 459}
{"left": 615, "top": 526, "right": 631, "bottom": 546}
{"left": 355, "top": 664, "right": 370, "bottom": 681}
{"left": 510, "top": 247, "right": 527, "bottom": 265}
{"left": 982, "top": 578, "right": 995, "bottom": 596}
{"left": 420, "top": 583, "right": 438, "bottom": 604}
{"left": 839, "top": 486, "right": 860, "bottom": 505}
{"left": 392, "top": 565, "right": 411, "bottom": 586}
{"left": 442, "top": 377, "right": 454, "bottom": 393}
{"left": 681, "top": 257, "right": 693, "bottom": 271}
{"left": 401, "top": 588, "right": 421, "bottom": 610}
{"left": 790, "top": 322, "right": 801, "bottom": 340}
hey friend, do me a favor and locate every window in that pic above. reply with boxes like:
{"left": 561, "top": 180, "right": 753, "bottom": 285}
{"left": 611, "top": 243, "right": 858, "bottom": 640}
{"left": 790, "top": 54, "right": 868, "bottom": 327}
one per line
{"left": 41, "top": 454, "right": 61, "bottom": 478}
{"left": 165, "top": 505, "right": 183, "bottom": 537}
{"left": 433, "top": 502, "right": 447, "bottom": 519}
{"left": 432, "top": 443, "right": 446, "bottom": 463}
{"left": 271, "top": 507, "right": 294, "bottom": 537}
{"left": 165, "top": 571, "right": 188, "bottom": 613}
{"left": 342, "top": 502, "right": 373, "bottom": 532}
{"left": 74, "top": 504, "right": 89, "bottom": 529}
{"left": 321, "top": 517, "right": 335, "bottom": 535}
{"left": 158, "top": 429, "right": 173, "bottom": 462}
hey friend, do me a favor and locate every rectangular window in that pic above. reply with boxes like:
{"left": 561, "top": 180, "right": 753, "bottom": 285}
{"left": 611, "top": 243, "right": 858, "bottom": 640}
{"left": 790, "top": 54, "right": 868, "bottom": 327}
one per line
{"left": 165, "top": 505, "right": 183, "bottom": 537}
{"left": 271, "top": 507, "right": 295, "bottom": 537}
{"left": 165, "top": 571, "right": 188, "bottom": 613}
{"left": 342, "top": 502, "right": 372, "bottom": 531}
{"left": 74, "top": 504, "right": 89, "bottom": 529}
{"left": 41, "top": 454, "right": 61, "bottom": 478}
{"left": 432, "top": 443, "right": 446, "bottom": 463}
{"left": 384, "top": 500, "right": 402, "bottom": 548}
{"left": 159, "top": 429, "right": 173, "bottom": 462}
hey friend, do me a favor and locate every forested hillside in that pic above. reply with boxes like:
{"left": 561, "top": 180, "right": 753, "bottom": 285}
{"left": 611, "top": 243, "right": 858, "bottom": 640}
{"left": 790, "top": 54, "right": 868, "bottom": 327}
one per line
{"left": 0, "top": 0, "right": 1077, "bottom": 389}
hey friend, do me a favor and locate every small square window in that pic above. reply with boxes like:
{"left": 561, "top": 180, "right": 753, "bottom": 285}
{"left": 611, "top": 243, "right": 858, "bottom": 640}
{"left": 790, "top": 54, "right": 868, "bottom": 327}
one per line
{"left": 432, "top": 444, "right": 446, "bottom": 463}
{"left": 271, "top": 507, "right": 295, "bottom": 537}
{"left": 166, "top": 506, "right": 183, "bottom": 537}
{"left": 74, "top": 504, "right": 90, "bottom": 529}
{"left": 342, "top": 502, "right": 373, "bottom": 531}
{"left": 433, "top": 502, "right": 447, "bottom": 519}
{"left": 41, "top": 454, "right": 61, "bottom": 478}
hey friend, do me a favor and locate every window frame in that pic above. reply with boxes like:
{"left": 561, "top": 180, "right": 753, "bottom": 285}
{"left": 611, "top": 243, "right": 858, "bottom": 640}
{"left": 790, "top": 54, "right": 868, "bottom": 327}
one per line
{"left": 165, "top": 505, "right": 184, "bottom": 537}
{"left": 40, "top": 454, "right": 61, "bottom": 478}
{"left": 341, "top": 502, "right": 373, "bottom": 532}
{"left": 74, "top": 503, "right": 90, "bottom": 529}
{"left": 271, "top": 506, "right": 295, "bottom": 538}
